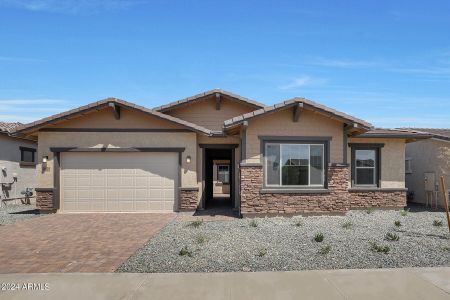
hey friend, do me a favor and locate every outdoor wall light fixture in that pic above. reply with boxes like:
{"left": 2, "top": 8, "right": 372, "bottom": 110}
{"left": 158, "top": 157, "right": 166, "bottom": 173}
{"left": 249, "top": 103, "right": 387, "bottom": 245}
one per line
{"left": 186, "top": 156, "right": 191, "bottom": 164}
{"left": 42, "top": 156, "right": 48, "bottom": 163}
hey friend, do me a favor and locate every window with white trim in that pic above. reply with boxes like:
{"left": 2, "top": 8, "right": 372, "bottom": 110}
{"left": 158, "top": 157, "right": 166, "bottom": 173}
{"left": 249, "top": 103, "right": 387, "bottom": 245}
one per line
{"left": 265, "top": 143, "right": 325, "bottom": 187}
{"left": 217, "top": 165, "right": 230, "bottom": 184}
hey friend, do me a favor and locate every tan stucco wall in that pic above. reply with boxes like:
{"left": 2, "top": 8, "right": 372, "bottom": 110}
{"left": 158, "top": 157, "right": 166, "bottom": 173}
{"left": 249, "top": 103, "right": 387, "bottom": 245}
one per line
{"left": 405, "top": 139, "right": 450, "bottom": 206}
{"left": 36, "top": 108, "right": 199, "bottom": 189}
{"left": 245, "top": 108, "right": 345, "bottom": 164}
{"left": 166, "top": 97, "right": 256, "bottom": 131}
{"left": 348, "top": 138, "right": 406, "bottom": 188}
{"left": 50, "top": 107, "right": 182, "bottom": 129}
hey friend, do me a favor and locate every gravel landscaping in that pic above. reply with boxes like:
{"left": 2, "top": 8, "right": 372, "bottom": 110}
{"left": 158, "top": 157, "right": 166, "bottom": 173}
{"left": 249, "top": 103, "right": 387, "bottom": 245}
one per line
{"left": 117, "top": 208, "right": 450, "bottom": 273}
{"left": 0, "top": 203, "right": 40, "bottom": 225}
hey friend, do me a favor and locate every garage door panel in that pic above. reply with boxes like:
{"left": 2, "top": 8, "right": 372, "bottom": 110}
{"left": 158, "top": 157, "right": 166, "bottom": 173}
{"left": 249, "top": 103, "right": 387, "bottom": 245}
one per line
{"left": 61, "top": 152, "right": 178, "bottom": 212}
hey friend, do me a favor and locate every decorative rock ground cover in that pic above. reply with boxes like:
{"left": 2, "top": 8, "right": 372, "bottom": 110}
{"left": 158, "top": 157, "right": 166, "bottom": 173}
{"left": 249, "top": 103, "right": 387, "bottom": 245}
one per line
{"left": 118, "top": 208, "right": 450, "bottom": 273}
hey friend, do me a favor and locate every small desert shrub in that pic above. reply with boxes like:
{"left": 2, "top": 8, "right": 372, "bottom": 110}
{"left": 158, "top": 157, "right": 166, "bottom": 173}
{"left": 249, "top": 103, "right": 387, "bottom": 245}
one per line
{"left": 314, "top": 233, "right": 324, "bottom": 242}
{"left": 433, "top": 220, "right": 443, "bottom": 227}
{"left": 442, "top": 246, "right": 450, "bottom": 252}
{"left": 179, "top": 246, "right": 192, "bottom": 257}
{"left": 249, "top": 219, "right": 258, "bottom": 227}
{"left": 366, "top": 207, "right": 374, "bottom": 214}
{"left": 342, "top": 221, "right": 353, "bottom": 229}
{"left": 394, "top": 220, "right": 402, "bottom": 227}
{"left": 385, "top": 232, "right": 400, "bottom": 241}
{"left": 256, "top": 248, "right": 267, "bottom": 257}
{"left": 195, "top": 234, "right": 206, "bottom": 244}
{"left": 293, "top": 219, "right": 303, "bottom": 227}
{"left": 370, "top": 242, "right": 390, "bottom": 254}
{"left": 189, "top": 220, "right": 203, "bottom": 228}
{"left": 318, "top": 245, "right": 331, "bottom": 255}
{"left": 400, "top": 209, "right": 409, "bottom": 217}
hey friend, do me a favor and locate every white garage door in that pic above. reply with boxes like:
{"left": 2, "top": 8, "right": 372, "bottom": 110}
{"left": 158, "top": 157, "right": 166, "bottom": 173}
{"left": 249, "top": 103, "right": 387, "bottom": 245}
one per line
{"left": 60, "top": 152, "right": 178, "bottom": 212}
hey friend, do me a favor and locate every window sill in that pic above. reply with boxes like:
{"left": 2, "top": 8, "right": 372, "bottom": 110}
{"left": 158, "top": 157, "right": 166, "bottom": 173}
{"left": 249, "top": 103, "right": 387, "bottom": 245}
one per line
{"left": 19, "top": 161, "right": 36, "bottom": 167}
{"left": 349, "top": 187, "right": 408, "bottom": 192}
{"left": 260, "top": 188, "right": 330, "bottom": 194}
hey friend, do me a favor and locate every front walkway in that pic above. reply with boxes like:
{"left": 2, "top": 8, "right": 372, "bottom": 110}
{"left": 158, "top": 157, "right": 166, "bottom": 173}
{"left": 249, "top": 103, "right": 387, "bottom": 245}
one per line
{"left": 0, "top": 213, "right": 175, "bottom": 273}
{"left": 0, "top": 267, "right": 449, "bottom": 299}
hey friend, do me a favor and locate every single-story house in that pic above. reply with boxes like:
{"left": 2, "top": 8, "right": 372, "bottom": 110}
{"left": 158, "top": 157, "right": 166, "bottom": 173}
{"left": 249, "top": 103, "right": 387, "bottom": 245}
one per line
{"left": 0, "top": 122, "right": 37, "bottom": 202}
{"left": 13, "top": 90, "right": 431, "bottom": 216}
{"left": 404, "top": 128, "right": 450, "bottom": 208}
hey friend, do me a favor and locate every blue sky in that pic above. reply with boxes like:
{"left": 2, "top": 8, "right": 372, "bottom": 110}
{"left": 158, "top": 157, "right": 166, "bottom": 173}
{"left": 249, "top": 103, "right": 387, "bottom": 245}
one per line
{"left": 0, "top": 0, "right": 449, "bottom": 128}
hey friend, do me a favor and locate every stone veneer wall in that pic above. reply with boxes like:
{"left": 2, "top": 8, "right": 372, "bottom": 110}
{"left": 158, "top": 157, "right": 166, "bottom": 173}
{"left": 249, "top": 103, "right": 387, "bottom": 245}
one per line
{"left": 240, "top": 165, "right": 406, "bottom": 215}
{"left": 179, "top": 189, "right": 199, "bottom": 211}
{"left": 35, "top": 189, "right": 55, "bottom": 211}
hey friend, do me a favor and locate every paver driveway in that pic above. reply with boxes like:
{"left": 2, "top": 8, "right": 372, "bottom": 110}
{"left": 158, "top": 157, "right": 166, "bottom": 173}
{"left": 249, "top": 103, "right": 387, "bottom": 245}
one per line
{"left": 0, "top": 213, "right": 175, "bottom": 273}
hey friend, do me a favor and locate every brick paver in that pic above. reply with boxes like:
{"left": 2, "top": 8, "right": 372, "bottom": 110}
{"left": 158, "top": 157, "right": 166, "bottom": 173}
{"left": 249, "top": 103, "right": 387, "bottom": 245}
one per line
{"left": 0, "top": 213, "right": 175, "bottom": 273}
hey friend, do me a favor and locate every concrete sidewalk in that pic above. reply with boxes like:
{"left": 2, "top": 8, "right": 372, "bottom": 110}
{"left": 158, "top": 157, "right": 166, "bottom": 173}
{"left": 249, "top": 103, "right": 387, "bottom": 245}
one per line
{"left": 0, "top": 267, "right": 449, "bottom": 300}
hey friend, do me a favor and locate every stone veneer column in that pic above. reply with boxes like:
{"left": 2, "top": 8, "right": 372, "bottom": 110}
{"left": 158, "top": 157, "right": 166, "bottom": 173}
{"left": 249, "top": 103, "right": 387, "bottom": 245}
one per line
{"left": 35, "top": 188, "right": 55, "bottom": 212}
{"left": 179, "top": 188, "right": 199, "bottom": 211}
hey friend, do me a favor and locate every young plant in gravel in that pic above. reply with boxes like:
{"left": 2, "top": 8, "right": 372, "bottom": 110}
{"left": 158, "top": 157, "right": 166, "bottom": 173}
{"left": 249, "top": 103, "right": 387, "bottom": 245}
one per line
{"left": 433, "top": 220, "right": 443, "bottom": 227}
{"left": 342, "top": 221, "right": 353, "bottom": 229}
{"left": 179, "top": 246, "right": 193, "bottom": 257}
{"left": 370, "top": 241, "right": 390, "bottom": 254}
{"left": 314, "top": 233, "right": 324, "bottom": 242}
{"left": 400, "top": 209, "right": 409, "bottom": 217}
{"left": 385, "top": 232, "right": 400, "bottom": 241}
{"left": 256, "top": 248, "right": 267, "bottom": 257}
{"left": 189, "top": 220, "right": 203, "bottom": 228}
{"left": 366, "top": 207, "right": 374, "bottom": 214}
{"left": 293, "top": 219, "right": 303, "bottom": 227}
{"left": 249, "top": 219, "right": 258, "bottom": 227}
{"left": 318, "top": 245, "right": 331, "bottom": 255}
{"left": 394, "top": 220, "right": 402, "bottom": 227}
{"left": 442, "top": 246, "right": 450, "bottom": 252}
{"left": 195, "top": 234, "right": 207, "bottom": 244}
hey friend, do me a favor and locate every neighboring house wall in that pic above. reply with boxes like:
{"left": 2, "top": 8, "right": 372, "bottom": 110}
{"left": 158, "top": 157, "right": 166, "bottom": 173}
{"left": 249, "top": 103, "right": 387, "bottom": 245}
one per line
{"left": 405, "top": 139, "right": 450, "bottom": 207}
{"left": 347, "top": 138, "right": 406, "bottom": 188}
{"left": 245, "top": 108, "right": 345, "bottom": 164}
{"left": 165, "top": 97, "right": 257, "bottom": 131}
{"left": 0, "top": 134, "right": 37, "bottom": 200}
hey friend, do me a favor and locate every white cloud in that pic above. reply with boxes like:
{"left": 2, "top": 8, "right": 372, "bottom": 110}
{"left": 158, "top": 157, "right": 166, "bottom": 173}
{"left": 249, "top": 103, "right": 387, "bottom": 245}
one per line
{"left": 279, "top": 76, "right": 327, "bottom": 90}
{"left": 0, "top": 0, "right": 146, "bottom": 14}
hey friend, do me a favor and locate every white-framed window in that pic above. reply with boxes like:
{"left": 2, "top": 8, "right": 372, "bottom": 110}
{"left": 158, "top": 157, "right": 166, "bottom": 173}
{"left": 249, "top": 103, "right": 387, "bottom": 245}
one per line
{"left": 354, "top": 149, "right": 377, "bottom": 186}
{"left": 405, "top": 158, "right": 412, "bottom": 174}
{"left": 265, "top": 143, "right": 325, "bottom": 187}
{"left": 217, "top": 165, "right": 230, "bottom": 184}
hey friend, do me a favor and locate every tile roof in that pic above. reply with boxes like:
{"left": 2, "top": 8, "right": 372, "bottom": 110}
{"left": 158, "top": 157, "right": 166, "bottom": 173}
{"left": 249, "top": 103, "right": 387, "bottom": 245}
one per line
{"left": 13, "top": 98, "right": 214, "bottom": 136}
{"left": 356, "top": 128, "right": 433, "bottom": 139}
{"left": 153, "top": 89, "right": 266, "bottom": 112}
{"left": 223, "top": 97, "right": 373, "bottom": 129}
{"left": 400, "top": 128, "right": 450, "bottom": 141}
{"left": 0, "top": 121, "right": 23, "bottom": 134}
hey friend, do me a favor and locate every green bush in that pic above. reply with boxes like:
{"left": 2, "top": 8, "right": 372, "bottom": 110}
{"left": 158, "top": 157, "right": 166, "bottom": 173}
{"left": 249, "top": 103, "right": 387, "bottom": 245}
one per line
{"left": 370, "top": 242, "right": 390, "bottom": 254}
{"left": 189, "top": 220, "right": 203, "bottom": 228}
{"left": 394, "top": 220, "right": 401, "bottom": 227}
{"left": 256, "top": 248, "right": 267, "bottom": 257}
{"left": 318, "top": 245, "right": 331, "bottom": 255}
{"left": 400, "top": 209, "right": 409, "bottom": 217}
{"left": 314, "top": 233, "right": 324, "bottom": 242}
{"left": 433, "top": 220, "right": 443, "bottom": 227}
{"left": 179, "top": 246, "right": 192, "bottom": 257}
{"left": 342, "top": 221, "right": 353, "bottom": 229}
{"left": 249, "top": 219, "right": 258, "bottom": 227}
{"left": 385, "top": 232, "right": 400, "bottom": 241}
